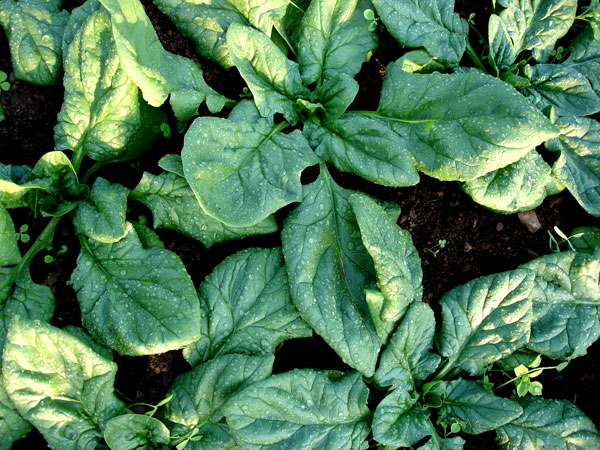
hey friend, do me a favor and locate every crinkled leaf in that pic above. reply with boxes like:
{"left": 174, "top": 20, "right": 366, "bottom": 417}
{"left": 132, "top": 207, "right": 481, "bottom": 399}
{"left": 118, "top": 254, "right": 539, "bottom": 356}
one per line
{"left": 311, "top": 73, "right": 358, "bottom": 123}
{"left": 223, "top": 370, "right": 371, "bottom": 449}
{"left": 438, "top": 269, "right": 534, "bottom": 375}
{"left": 0, "top": 382, "right": 31, "bottom": 450}
{"left": 164, "top": 354, "right": 273, "bottom": 449}
{"left": 55, "top": 5, "right": 164, "bottom": 164}
{"left": 0, "top": 164, "right": 34, "bottom": 208}
{"left": 439, "top": 378, "right": 523, "bottom": 435}
{"left": 98, "top": 0, "right": 227, "bottom": 120}
{"left": 489, "top": 0, "right": 577, "bottom": 66}
{"left": 2, "top": 317, "right": 126, "bottom": 450}
{"left": 519, "top": 251, "right": 600, "bottom": 359}
{"left": 396, "top": 49, "right": 447, "bottom": 74}
{"left": 0, "top": 0, "right": 69, "bottom": 85}
{"left": 571, "top": 226, "right": 600, "bottom": 253}
{"left": 281, "top": 169, "right": 380, "bottom": 376}
{"left": 296, "top": 0, "right": 377, "bottom": 86}
{"left": 182, "top": 101, "right": 318, "bottom": 227}
{"left": 227, "top": 23, "right": 309, "bottom": 123}
{"left": 497, "top": 397, "right": 600, "bottom": 449}
{"left": 372, "top": 0, "right": 467, "bottom": 65}
{"left": 70, "top": 222, "right": 201, "bottom": 355}
{"left": 565, "top": 26, "right": 600, "bottom": 98}
{"left": 305, "top": 112, "right": 419, "bottom": 187}
{"left": 63, "top": 325, "right": 113, "bottom": 360}
{"left": 61, "top": 0, "right": 101, "bottom": 52}
{"left": 461, "top": 150, "right": 554, "bottom": 214}
{"left": 374, "top": 302, "right": 440, "bottom": 389}
{"left": 546, "top": 115, "right": 600, "bottom": 216}
{"left": 183, "top": 247, "right": 310, "bottom": 366}
{"left": 523, "top": 64, "right": 600, "bottom": 117}
{"left": 0, "top": 205, "right": 20, "bottom": 266}
{"left": 131, "top": 170, "right": 278, "bottom": 249}
{"left": 419, "top": 435, "right": 465, "bottom": 450}
{"left": 153, "top": 0, "right": 288, "bottom": 68}
{"left": 376, "top": 62, "right": 558, "bottom": 181}
{"left": 364, "top": 290, "right": 395, "bottom": 345}
{"left": 104, "top": 415, "right": 170, "bottom": 450}
{"left": 73, "top": 177, "right": 128, "bottom": 244}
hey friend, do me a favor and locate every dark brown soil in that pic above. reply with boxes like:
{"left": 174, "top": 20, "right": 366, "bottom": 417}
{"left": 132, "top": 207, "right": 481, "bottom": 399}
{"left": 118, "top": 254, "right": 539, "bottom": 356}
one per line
{"left": 2, "top": 1, "right": 599, "bottom": 449}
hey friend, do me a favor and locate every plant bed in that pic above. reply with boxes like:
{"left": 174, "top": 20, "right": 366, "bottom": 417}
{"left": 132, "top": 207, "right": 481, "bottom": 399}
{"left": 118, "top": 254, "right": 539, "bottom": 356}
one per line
{"left": 0, "top": 0, "right": 600, "bottom": 449}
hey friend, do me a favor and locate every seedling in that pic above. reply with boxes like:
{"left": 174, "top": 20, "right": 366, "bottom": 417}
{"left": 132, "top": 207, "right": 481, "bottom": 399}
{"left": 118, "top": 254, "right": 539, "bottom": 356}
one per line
{"left": 424, "top": 239, "right": 446, "bottom": 257}
{"left": 43, "top": 245, "right": 67, "bottom": 263}
{"left": 548, "top": 226, "right": 584, "bottom": 252}
{"left": 16, "top": 224, "right": 30, "bottom": 243}
{"left": 363, "top": 9, "right": 379, "bottom": 32}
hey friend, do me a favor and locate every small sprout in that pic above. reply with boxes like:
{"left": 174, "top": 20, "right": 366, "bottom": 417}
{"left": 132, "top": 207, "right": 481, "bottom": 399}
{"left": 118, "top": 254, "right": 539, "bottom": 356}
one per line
{"left": 160, "top": 122, "right": 170, "bottom": 138}
{"left": 468, "top": 13, "right": 476, "bottom": 26}
{"left": 138, "top": 215, "right": 147, "bottom": 225}
{"left": 450, "top": 421, "right": 462, "bottom": 434}
{"left": 57, "top": 245, "right": 68, "bottom": 256}
{"left": 18, "top": 224, "right": 30, "bottom": 243}
{"left": 239, "top": 87, "right": 253, "bottom": 99}
{"left": 424, "top": 239, "right": 446, "bottom": 257}
{"left": 556, "top": 361, "right": 569, "bottom": 372}
{"left": 363, "top": 8, "right": 379, "bottom": 32}
{"left": 44, "top": 255, "right": 54, "bottom": 264}
{"left": 548, "top": 226, "right": 584, "bottom": 252}
{"left": 0, "top": 71, "right": 9, "bottom": 91}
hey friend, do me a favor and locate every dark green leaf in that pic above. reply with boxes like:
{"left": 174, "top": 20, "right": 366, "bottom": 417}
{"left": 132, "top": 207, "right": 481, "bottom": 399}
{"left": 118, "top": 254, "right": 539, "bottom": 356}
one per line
{"left": 104, "top": 415, "right": 170, "bottom": 450}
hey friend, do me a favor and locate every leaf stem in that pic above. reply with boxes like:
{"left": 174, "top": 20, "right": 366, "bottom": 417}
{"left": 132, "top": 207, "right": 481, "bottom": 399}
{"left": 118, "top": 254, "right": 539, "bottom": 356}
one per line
{"left": 358, "top": 111, "right": 439, "bottom": 124}
{"left": 15, "top": 216, "right": 61, "bottom": 278}
{"left": 81, "top": 161, "right": 105, "bottom": 184}
{"left": 465, "top": 42, "right": 488, "bottom": 73}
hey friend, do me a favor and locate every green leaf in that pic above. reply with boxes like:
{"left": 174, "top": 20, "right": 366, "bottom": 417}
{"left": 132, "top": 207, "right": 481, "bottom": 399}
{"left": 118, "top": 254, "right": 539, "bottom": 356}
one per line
{"left": 497, "top": 397, "right": 600, "bottom": 449}
{"left": 55, "top": 5, "right": 165, "bottom": 164}
{"left": 395, "top": 49, "right": 447, "bottom": 74}
{"left": 305, "top": 112, "right": 420, "bottom": 187}
{"left": 153, "top": 0, "right": 288, "bottom": 68}
{"left": 523, "top": 64, "right": 600, "bottom": 117}
{"left": 546, "top": 116, "right": 600, "bottom": 216}
{"left": 281, "top": 169, "right": 381, "bottom": 376}
{"left": 439, "top": 378, "right": 523, "bottom": 435}
{"left": 0, "top": 382, "right": 31, "bottom": 450}
{"left": 489, "top": 0, "right": 577, "bottom": 66}
{"left": 2, "top": 317, "right": 126, "bottom": 450}
{"left": 496, "top": 349, "right": 540, "bottom": 371}
{"left": 164, "top": 354, "right": 273, "bottom": 449}
{"left": 364, "top": 290, "right": 396, "bottom": 345}
{"left": 0, "top": 205, "right": 21, "bottom": 266}
{"left": 438, "top": 269, "right": 534, "bottom": 375}
{"left": 0, "top": 164, "right": 35, "bottom": 208}
{"left": 223, "top": 370, "right": 371, "bottom": 449}
{"left": 565, "top": 26, "right": 600, "bottom": 99}
{"left": 63, "top": 325, "right": 113, "bottom": 360}
{"left": 372, "top": 388, "right": 430, "bottom": 448}
{"left": 182, "top": 101, "right": 318, "bottom": 227}
{"left": 372, "top": 0, "right": 468, "bottom": 65}
{"left": 73, "top": 178, "right": 128, "bottom": 244}
{"left": 130, "top": 170, "right": 278, "bottom": 249}
{"left": 70, "top": 222, "right": 202, "bottom": 355}
{"left": 98, "top": 0, "right": 227, "bottom": 120}
{"left": 0, "top": 0, "right": 69, "bottom": 85}
{"left": 570, "top": 226, "right": 600, "bottom": 253}
{"left": 374, "top": 302, "right": 440, "bottom": 389}
{"left": 376, "top": 62, "right": 559, "bottom": 181}
{"left": 182, "top": 247, "right": 310, "bottom": 366}
{"left": 419, "top": 435, "right": 465, "bottom": 450}
{"left": 61, "top": 0, "right": 102, "bottom": 53}
{"left": 227, "top": 23, "right": 309, "bottom": 123}
{"left": 519, "top": 251, "right": 600, "bottom": 359}
{"left": 104, "top": 414, "right": 170, "bottom": 450}
{"left": 296, "top": 0, "right": 377, "bottom": 86}
{"left": 461, "top": 150, "right": 554, "bottom": 214}
{"left": 311, "top": 73, "right": 359, "bottom": 123}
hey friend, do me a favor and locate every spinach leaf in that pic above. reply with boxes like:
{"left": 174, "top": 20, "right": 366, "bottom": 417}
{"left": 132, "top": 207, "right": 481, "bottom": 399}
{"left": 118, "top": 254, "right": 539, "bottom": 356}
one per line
{"left": 2, "top": 317, "right": 126, "bottom": 450}
{"left": 372, "top": 0, "right": 468, "bottom": 65}
{"left": 227, "top": 23, "right": 309, "bottom": 123}
{"left": 282, "top": 168, "right": 381, "bottom": 376}
{"left": 164, "top": 354, "right": 273, "bottom": 449}
{"left": 55, "top": 3, "right": 164, "bottom": 164}
{"left": 153, "top": 0, "right": 289, "bottom": 69}
{"left": 0, "top": 383, "right": 31, "bottom": 450}
{"left": 497, "top": 397, "right": 600, "bottom": 449}
{"left": 437, "top": 269, "right": 534, "bottom": 375}
{"left": 183, "top": 247, "right": 310, "bottom": 366}
{"left": 70, "top": 222, "right": 202, "bottom": 355}
{"left": 295, "top": 0, "right": 377, "bottom": 86}
{"left": 223, "top": 370, "right": 371, "bottom": 449}
{"left": 396, "top": 49, "right": 447, "bottom": 74}
{"left": 182, "top": 100, "right": 318, "bottom": 227}
{"left": 98, "top": 0, "right": 227, "bottom": 120}
{"left": 565, "top": 26, "right": 600, "bottom": 99}
{"left": 375, "top": 61, "right": 558, "bottom": 181}
{"left": 104, "top": 415, "right": 170, "bottom": 450}
{"left": 0, "top": 205, "right": 20, "bottom": 266}
{"left": 308, "top": 73, "right": 358, "bottom": 123}
{"left": 520, "top": 250, "right": 600, "bottom": 359}
{"left": 0, "top": 0, "right": 69, "bottom": 85}
{"left": 0, "top": 164, "right": 35, "bottom": 209}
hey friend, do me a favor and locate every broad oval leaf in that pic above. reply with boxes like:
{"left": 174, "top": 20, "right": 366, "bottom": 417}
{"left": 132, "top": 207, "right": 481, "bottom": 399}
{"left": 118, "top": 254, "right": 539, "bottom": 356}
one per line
{"left": 439, "top": 379, "right": 523, "bottom": 435}
{"left": 0, "top": 0, "right": 69, "bottom": 85}
{"left": 227, "top": 23, "right": 309, "bottom": 123}
{"left": 182, "top": 101, "right": 318, "bottom": 227}
{"left": 0, "top": 382, "right": 31, "bottom": 450}
{"left": 182, "top": 247, "right": 311, "bottom": 366}
{"left": 2, "top": 317, "right": 126, "bottom": 450}
{"left": 296, "top": 0, "right": 377, "bottom": 86}
{"left": 438, "top": 269, "right": 534, "bottom": 375}
{"left": 104, "top": 414, "right": 170, "bottom": 450}
{"left": 223, "top": 369, "right": 371, "bottom": 449}
{"left": 497, "top": 397, "right": 600, "bottom": 449}
{"left": 154, "top": 0, "right": 289, "bottom": 68}
{"left": 461, "top": 150, "right": 554, "bottom": 214}
{"left": 565, "top": 26, "right": 600, "bottom": 99}
{"left": 376, "top": 62, "right": 559, "bottom": 181}
{"left": 372, "top": 0, "right": 468, "bottom": 65}
{"left": 281, "top": 168, "right": 381, "bottom": 376}
{"left": 305, "top": 112, "right": 420, "bottom": 187}
{"left": 70, "top": 222, "right": 202, "bottom": 355}
{"left": 55, "top": 4, "right": 164, "bottom": 164}
{"left": 0, "top": 205, "right": 20, "bottom": 266}
{"left": 519, "top": 250, "right": 600, "bottom": 359}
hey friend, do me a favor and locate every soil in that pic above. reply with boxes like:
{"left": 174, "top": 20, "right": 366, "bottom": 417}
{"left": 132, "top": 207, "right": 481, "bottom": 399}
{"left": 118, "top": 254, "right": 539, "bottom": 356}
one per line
{"left": 1, "top": 1, "right": 599, "bottom": 449}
